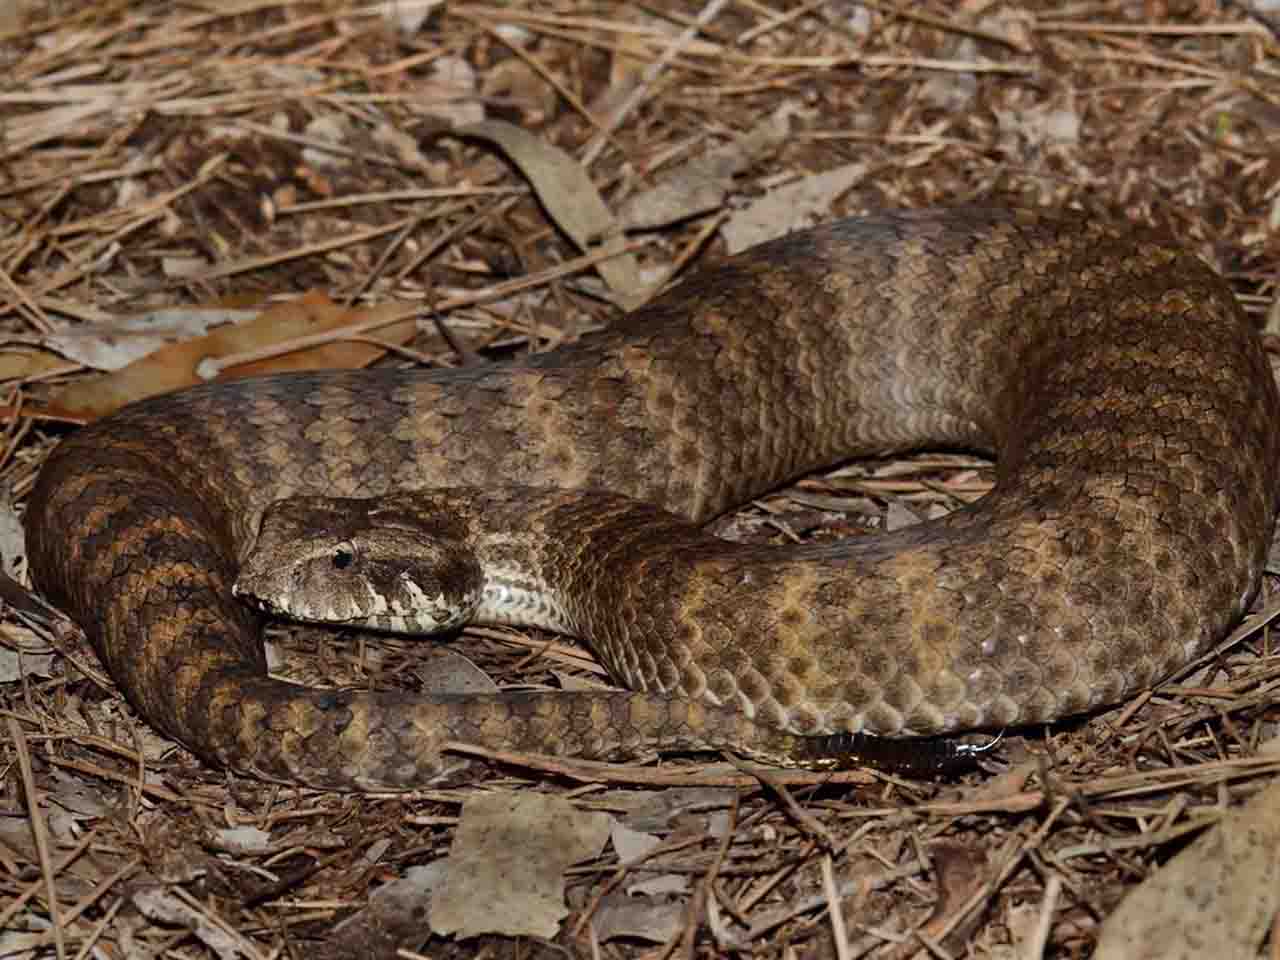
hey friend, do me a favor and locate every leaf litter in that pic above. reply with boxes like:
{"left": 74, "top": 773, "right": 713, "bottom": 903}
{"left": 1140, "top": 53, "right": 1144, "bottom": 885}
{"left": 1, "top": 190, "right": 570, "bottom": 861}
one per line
{"left": 3, "top": 2, "right": 1280, "bottom": 958}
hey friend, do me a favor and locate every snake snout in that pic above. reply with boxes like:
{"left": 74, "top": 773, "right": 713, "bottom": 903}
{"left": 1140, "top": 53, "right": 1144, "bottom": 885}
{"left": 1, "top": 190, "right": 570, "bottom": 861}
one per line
{"left": 236, "top": 498, "right": 487, "bottom": 635}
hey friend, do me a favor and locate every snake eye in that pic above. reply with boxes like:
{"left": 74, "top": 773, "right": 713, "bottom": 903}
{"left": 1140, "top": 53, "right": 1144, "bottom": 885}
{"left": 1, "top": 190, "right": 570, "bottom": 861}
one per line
{"left": 332, "top": 544, "right": 355, "bottom": 570}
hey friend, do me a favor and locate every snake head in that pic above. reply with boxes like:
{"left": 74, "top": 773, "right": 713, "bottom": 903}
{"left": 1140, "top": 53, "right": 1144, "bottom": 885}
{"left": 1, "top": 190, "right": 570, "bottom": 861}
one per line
{"left": 233, "top": 495, "right": 484, "bottom": 634}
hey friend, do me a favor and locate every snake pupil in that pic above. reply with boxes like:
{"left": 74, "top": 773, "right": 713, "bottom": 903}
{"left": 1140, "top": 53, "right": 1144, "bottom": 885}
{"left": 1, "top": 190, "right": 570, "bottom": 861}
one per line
{"left": 332, "top": 548, "right": 354, "bottom": 570}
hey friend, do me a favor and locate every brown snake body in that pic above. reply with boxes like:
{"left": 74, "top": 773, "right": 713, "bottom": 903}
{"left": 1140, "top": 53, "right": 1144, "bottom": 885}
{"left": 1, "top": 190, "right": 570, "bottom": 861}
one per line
{"left": 24, "top": 208, "right": 1280, "bottom": 790}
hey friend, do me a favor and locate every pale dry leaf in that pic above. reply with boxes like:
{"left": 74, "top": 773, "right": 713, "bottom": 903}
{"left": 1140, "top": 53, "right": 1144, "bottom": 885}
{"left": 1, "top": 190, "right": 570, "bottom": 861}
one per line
{"left": 0, "top": 647, "right": 54, "bottom": 683}
{"left": 454, "top": 119, "right": 646, "bottom": 305}
{"left": 427, "top": 56, "right": 483, "bottom": 128}
{"left": 921, "top": 70, "right": 979, "bottom": 113}
{"left": 430, "top": 791, "right": 612, "bottom": 939}
{"left": 492, "top": 22, "right": 532, "bottom": 45}
{"left": 162, "top": 256, "right": 210, "bottom": 278}
{"left": 552, "top": 668, "right": 611, "bottom": 692}
{"left": 921, "top": 38, "right": 979, "bottom": 112}
{"left": 1265, "top": 294, "right": 1280, "bottom": 337}
{"left": 362, "top": 837, "right": 393, "bottom": 867}
{"left": 415, "top": 648, "right": 498, "bottom": 695}
{"left": 45, "top": 293, "right": 416, "bottom": 420}
{"left": 42, "top": 308, "right": 255, "bottom": 371}
{"left": 722, "top": 162, "right": 869, "bottom": 254}
{"left": 611, "top": 821, "right": 688, "bottom": 896}
{"left": 373, "top": 121, "right": 426, "bottom": 168}
{"left": 132, "top": 888, "right": 255, "bottom": 960}
{"left": 996, "top": 100, "right": 1080, "bottom": 149}
{"left": 0, "top": 920, "right": 50, "bottom": 956}
{"left": 619, "top": 108, "right": 792, "bottom": 231}
{"left": 589, "top": 26, "right": 650, "bottom": 118}
{"left": 1005, "top": 900, "right": 1043, "bottom": 952}
{"left": 1039, "top": 106, "right": 1081, "bottom": 144}
{"left": 994, "top": 98, "right": 1082, "bottom": 162}
{"left": 46, "top": 806, "right": 80, "bottom": 845}
{"left": 0, "top": 811, "right": 118, "bottom": 899}
{"left": 611, "top": 821, "right": 661, "bottom": 863}
{"left": 884, "top": 500, "right": 923, "bottom": 533}
{"left": 625, "top": 870, "right": 687, "bottom": 898}
{"left": 481, "top": 59, "right": 557, "bottom": 124}
{"left": 208, "top": 826, "right": 273, "bottom": 856}
{"left": 615, "top": 786, "right": 736, "bottom": 833}
{"left": 379, "top": 0, "right": 440, "bottom": 35}
{"left": 1094, "top": 780, "right": 1280, "bottom": 960}
{"left": 961, "top": 756, "right": 1038, "bottom": 802}
{"left": 845, "top": 5, "right": 872, "bottom": 35}
{"left": 981, "top": 9, "right": 1035, "bottom": 52}
{"left": 593, "top": 892, "right": 684, "bottom": 944}
{"left": 0, "top": 494, "right": 23, "bottom": 578}
{"left": 302, "top": 114, "right": 352, "bottom": 170}
{"left": 47, "top": 770, "right": 115, "bottom": 820}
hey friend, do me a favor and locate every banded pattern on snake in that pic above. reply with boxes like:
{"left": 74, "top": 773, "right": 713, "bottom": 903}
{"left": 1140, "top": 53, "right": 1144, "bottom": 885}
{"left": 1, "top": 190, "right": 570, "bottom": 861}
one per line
{"left": 23, "top": 207, "right": 1280, "bottom": 790}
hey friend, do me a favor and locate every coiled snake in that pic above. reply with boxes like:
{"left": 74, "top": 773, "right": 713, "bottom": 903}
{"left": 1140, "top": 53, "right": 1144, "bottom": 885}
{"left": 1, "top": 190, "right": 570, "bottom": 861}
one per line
{"left": 23, "top": 208, "right": 1280, "bottom": 790}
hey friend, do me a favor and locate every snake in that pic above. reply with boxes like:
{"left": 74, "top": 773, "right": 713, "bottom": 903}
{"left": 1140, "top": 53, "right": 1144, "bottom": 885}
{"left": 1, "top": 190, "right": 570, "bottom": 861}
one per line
{"left": 23, "top": 207, "right": 1280, "bottom": 791}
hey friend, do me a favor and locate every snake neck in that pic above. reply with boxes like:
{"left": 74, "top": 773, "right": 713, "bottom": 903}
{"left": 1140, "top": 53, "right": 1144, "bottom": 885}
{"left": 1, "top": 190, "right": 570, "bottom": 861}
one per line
{"left": 235, "top": 487, "right": 731, "bottom": 639}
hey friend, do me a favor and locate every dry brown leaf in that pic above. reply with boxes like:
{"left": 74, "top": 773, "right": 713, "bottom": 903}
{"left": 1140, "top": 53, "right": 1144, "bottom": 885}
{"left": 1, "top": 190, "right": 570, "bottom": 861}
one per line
{"left": 454, "top": 120, "right": 646, "bottom": 307}
{"left": 42, "top": 307, "right": 257, "bottom": 371}
{"left": 611, "top": 821, "right": 688, "bottom": 896}
{"left": 594, "top": 892, "right": 684, "bottom": 944}
{"left": 920, "top": 839, "right": 989, "bottom": 946}
{"left": 480, "top": 59, "right": 556, "bottom": 125}
{"left": 553, "top": 668, "right": 612, "bottom": 692}
{"left": 42, "top": 292, "right": 416, "bottom": 421}
{"left": 619, "top": 109, "right": 792, "bottom": 231}
{"left": 415, "top": 648, "right": 499, "bottom": 695}
{"left": 0, "top": 645, "right": 54, "bottom": 683}
{"left": 132, "top": 888, "right": 256, "bottom": 960}
{"left": 1266, "top": 295, "right": 1280, "bottom": 338}
{"left": 614, "top": 786, "right": 737, "bottom": 833}
{"left": 1094, "top": 780, "right": 1280, "bottom": 960}
{"left": 426, "top": 56, "right": 483, "bottom": 127}
{"left": 0, "top": 350, "right": 71, "bottom": 382}
{"left": 379, "top": 0, "right": 440, "bottom": 35}
{"left": 430, "top": 791, "right": 612, "bottom": 939}
{"left": 722, "top": 162, "right": 870, "bottom": 254}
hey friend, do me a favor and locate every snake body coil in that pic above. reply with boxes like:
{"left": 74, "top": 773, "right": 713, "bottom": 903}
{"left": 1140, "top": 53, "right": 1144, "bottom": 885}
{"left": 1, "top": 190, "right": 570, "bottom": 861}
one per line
{"left": 24, "top": 208, "right": 1280, "bottom": 789}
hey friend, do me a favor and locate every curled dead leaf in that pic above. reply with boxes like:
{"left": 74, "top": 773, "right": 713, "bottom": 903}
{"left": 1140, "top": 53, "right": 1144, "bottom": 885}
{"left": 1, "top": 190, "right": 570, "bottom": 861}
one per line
{"left": 452, "top": 120, "right": 647, "bottom": 307}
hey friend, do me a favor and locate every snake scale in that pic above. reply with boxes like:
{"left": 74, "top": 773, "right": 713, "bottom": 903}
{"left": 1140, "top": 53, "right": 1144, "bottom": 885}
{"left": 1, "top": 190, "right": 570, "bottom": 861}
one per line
{"left": 23, "top": 207, "right": 1280, "bottom": 790}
